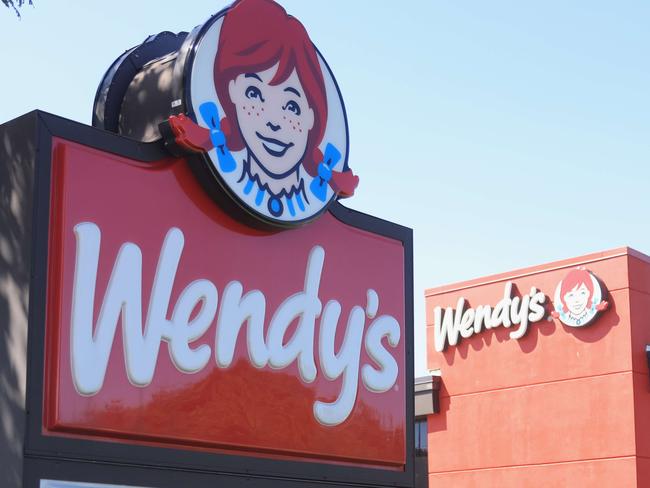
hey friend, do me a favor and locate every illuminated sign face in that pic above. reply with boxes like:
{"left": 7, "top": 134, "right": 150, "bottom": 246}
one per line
{"left": 69, "top": 224, "right": 399, "bottom": 427}
{"left": 43, "top": 137, "right": 408, "bottom": 469}
{"left": 551, "top": 267, "right": 609, "bottom": 327}
{"left": 164, "top": 0, "right": 358, "bottom": 227}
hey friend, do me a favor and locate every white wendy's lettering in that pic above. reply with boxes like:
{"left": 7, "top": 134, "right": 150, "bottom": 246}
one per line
{"left": 70, "top": 222, "right": 401, "bottom": 426}
{"left": 433, "top": 282, "right": 546, "bottom": 352}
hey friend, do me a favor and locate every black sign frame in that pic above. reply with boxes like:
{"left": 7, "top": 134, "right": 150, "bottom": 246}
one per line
{"left": 13, "top": 111, "right": 414, "bottom": 488}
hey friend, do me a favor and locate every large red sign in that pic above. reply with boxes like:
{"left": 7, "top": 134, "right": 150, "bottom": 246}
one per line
{"left": 44, "top": 138, "right": 407, "bottom": 469}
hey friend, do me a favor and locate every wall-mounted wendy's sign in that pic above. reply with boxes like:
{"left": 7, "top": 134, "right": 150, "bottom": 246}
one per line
{"left": 71, "top": 0, "right": 407, "bottom": 475}
{"left": 551, "top": 267, "right": 609, "bottom": 327}
{"left": 433, "top": 268, "right": 609, "bottom": 352}
{"left": 433, "top": 282, "right": 546, "bottom": 352}
{"left": 0, "top": 1, "right": 413, "bottom": 487}
{"left": 94, "top": 0, "right": 358, "bottom": 229}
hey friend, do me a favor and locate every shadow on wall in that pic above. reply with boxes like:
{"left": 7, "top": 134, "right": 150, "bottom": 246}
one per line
{"left": 0, "top": 113, "right": 36, "bottom": 487}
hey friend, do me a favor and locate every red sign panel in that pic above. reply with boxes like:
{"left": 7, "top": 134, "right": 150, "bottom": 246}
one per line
{"left": 44, "top": 138, "right": 407, "bottom": 469}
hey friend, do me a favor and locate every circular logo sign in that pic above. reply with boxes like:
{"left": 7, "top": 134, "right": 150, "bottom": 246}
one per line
{"left": 552, "top": 267, "right": 608, "bottom": 327}
{"left": 167, "top": 0, "right": 358, "bottom": 227}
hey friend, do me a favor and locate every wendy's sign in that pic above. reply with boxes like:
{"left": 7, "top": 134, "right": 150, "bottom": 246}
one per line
{"left": 94, "top": 0, "right": 358, "bottom": 229}
{"left": 69, "top": 223, "right": 400, "bottom": 427}
{"left": 164, "top": 0, "right": 358, "bottom": 226}
{"left": 16, "top": 0, "right": 414, "bottom": 486}
{"left": 44, "top": 137, "right": 409, "bottom": 474}
{"left": 551, "top": 267, "right": 609, "bottom": 327}
{"left": 432, "top": 268, "right": 609, "bottom": 352}
{"left": 433, "top": 282, "right": 547, "bottom": 352}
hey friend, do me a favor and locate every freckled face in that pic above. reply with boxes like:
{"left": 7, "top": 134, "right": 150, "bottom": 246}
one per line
{"left": 564, "top": 282, "right": 590, "bottom": 315}
{"left": 228, "top": 64, "right": 315, "bottom": 179}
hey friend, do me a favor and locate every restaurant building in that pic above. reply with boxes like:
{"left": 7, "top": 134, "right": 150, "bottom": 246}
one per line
{"left": 422, "top": 247, "right": 650, "bottom": 487}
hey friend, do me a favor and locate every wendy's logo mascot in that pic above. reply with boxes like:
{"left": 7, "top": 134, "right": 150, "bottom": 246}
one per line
{"left": 551, "top": 267, "right": 609, "bottom": 327}
{"left": 163, "top": 0, "right": 358, "bottom": 226}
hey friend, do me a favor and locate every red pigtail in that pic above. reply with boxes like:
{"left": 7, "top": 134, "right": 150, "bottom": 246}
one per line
{"left": 220, "top": 116, "right": 233, "bottom": 144}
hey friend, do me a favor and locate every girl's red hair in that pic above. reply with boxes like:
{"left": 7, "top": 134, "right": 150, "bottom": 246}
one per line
{"left": 214, "top": 0, "right": 327, "bottom": 176}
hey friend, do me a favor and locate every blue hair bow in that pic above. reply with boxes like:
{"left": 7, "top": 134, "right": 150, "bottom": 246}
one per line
{"left": 198, "top": 101, "right": 236, "bottom": 173}
{"left": 310, "top": 143, "right": 341, "bottom": 202}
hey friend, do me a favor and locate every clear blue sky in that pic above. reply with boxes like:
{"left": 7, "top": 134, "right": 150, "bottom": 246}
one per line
{"left": 2, "top": 0, "right": 649, "bottom": 376}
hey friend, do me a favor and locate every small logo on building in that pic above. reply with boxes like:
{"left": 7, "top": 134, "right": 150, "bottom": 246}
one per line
{"left": 163, "top": 0, "right": 358, "bottom": 227}
{"left": 551, "top": 267, "right": 608, "bottom": 327}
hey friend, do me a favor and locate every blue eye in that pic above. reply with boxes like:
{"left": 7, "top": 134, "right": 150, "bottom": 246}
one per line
{"left": 283, "top": 100, "right": 301, "bottom": 116}
{"left": 245, "top": 86, "right": 265, "bottom": 102}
